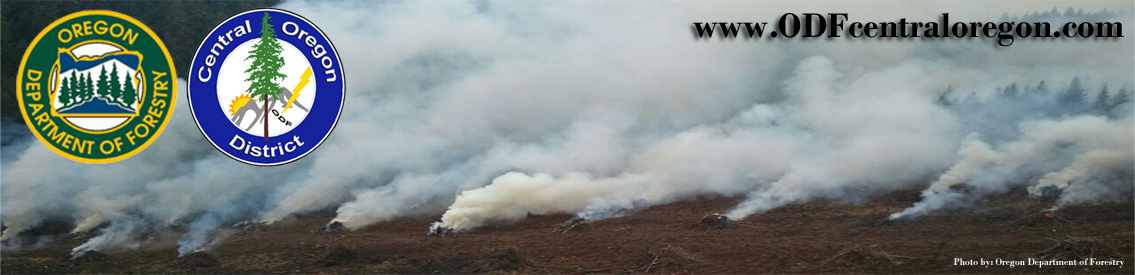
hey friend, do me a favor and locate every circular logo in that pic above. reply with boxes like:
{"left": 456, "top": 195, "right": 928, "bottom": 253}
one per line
{"left": 16, "top": 10, "right": 178, "bottom": 163}
{"left": 188, "top": 9, "right": 344, "bottom": 166}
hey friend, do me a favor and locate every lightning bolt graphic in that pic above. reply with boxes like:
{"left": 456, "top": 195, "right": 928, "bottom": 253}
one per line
{"left": 282, "top": 67, "right": 313, "bottom": 113}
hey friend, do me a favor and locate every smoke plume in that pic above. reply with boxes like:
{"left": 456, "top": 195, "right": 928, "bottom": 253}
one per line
{"left": 2, "top": 0, "right": 1132, "bottom": 254}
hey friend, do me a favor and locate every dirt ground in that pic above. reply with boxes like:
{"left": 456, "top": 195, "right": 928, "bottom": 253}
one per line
{"left": 2, "top": 187, "right": 1132, "bottom": 274}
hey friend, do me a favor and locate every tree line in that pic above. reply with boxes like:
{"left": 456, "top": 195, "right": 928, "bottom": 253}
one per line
{"left": 939, "top": 77, "right": 1132, "bottom": 142}
{"left": 58, "top": 64, "right": 138, "bottom": 111}
{"left": 940, "top": 77, "right": 1131, "bottom": 117}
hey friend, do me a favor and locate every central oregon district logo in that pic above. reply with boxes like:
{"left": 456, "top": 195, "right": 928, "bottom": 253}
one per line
{"left": 17, "top": 11, "right": 176, "bottom": 163}
{"left": 188, "top": 9, "right": 344, "bottom": 166}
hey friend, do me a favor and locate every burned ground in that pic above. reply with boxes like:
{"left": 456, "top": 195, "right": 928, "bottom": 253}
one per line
{"left": 2, "top": 187, "right": 1132, "bottom": 273}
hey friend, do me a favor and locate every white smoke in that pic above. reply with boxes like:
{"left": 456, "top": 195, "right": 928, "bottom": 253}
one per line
{"left": 439, "top": 172, "right": 651, "bottom": 230}
{"left": 435, "top": 55, "right": 967, "bottom": 230}
{"left": 177, "top": 213, "right": 238, "bottom": 256}
{"left": 721, "top": 57, "right": 962, "bottom": 220}
{"left": 1032, "top": 150, "right": 1132, "bottom": 193}
{"left": 894, "top": 115, "right": 1134, "bottom": 219}
{"left": 2, "top": 0, "right": 1132, "bottom": 254}
{"left": 1029, "top": 122, "right": 1135, "bottom": 209}
{"left": 70, "top": 216, "right": 145, "bottom": 258}
{"left": 2, "top": 79, "right": 304, "bottom": 254}
{"left": 283, "top": 0, "right": 1131, "bottom": 230}
{"left": 889, "top": 136, "right": 1004, "bottom": 220}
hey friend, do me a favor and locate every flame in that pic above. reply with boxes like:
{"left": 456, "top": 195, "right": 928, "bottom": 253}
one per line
{"left": 228, "top": 94, "right": 254, "bottom": 117}
{"left": 1043, "top": 212, "right": 1054, "bottom": 218}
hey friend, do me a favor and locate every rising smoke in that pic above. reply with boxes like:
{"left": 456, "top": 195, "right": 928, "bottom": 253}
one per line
{"left": 2, "top": 0, "right": 1132, "bottom": 255}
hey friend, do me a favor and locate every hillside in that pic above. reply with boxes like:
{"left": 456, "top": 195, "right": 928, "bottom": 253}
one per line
{"left": 2, "top": 187, "right": 1131, "bottom": 273}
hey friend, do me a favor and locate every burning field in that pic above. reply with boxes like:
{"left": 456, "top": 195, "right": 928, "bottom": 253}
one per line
{"left": 2, "top": 187, "right": 1131, "bottom": 273}
{"left": 2, "top": 1, "right": 1135, "bottom": 274}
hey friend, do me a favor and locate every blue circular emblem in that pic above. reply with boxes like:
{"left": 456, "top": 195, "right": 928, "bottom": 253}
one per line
{"left": 188, "top": 9, "right": 344, "bottom": 166}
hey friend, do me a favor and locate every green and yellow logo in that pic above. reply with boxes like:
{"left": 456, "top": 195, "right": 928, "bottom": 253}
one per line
{"left": 17, "top": 11, "right": 176, "bottom": 163}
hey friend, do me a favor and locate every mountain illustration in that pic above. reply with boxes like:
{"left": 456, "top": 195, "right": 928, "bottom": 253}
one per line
{"left": 55, "top": 51, "right": 142, "bottom": 115}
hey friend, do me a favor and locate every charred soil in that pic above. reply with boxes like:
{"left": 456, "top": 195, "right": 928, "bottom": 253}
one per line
{"left": 2, "top": 188, "right": 1132, "bottom": 273}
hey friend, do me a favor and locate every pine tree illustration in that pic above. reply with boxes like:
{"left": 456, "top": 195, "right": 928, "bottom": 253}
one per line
{"left": 83, "top": 72, "right": 94, "bottom": 102}
{"left": 122, "top": 74, "right": 137, "bottom": 109}
{"left": 68, "top": 71, "right": 80, "bottom": 106}
{"left": 59, "top": 72, "right": 74, "bottom": 108}
{"left": 109, "top": 63, "right": 125, "bottom": 108}
{"left": 97, "top": 65, "right": 110, "bottom": 100}
{"left": 244, "top": 12, "right": 287, "bottom": 140}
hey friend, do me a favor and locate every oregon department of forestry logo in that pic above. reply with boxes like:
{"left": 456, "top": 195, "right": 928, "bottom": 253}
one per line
{"left": 16, "top": 10, "right": 177, "bottom": 164}
{"left": 188, "top": 9, "right": 344, "bottom": 166}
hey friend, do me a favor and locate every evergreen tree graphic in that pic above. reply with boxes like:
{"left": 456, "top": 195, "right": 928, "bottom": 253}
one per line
{"left": 244, "top": 12, "right": 287, "bottom": 140}
{"left": 77, "top": 72, "right": 86, "bottom": 103}
{"left": 122, "top": 73, "right": 137, "bottom": 109}
{"left": 83, "top": 71, "right": 93, "bottom": 102}
{"left": 59, "top": 72, "right": 74, "bottom": 108}
{"left": 68, "top": 70, "right": 80, "bottom": 105}
{"left": 83, "top": 72, "right": 94, "bottom": 102}
{"left": 97, "top": 65, "right": 110, "bottom": 99}
{"left": 59, "top": 64, "right": 137, "bottom": 112}
{"left": 108, "top": 63, "right": 125, "bottom": 108}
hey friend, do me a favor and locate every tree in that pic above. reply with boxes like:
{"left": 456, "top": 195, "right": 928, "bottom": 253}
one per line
{"left": 59, "top": 72, "right": 74, "bottom": 107}
{"left": 1059, "top": 77, "right": 1086, "bottom": 112}
{"left": 1035, "top": 80, "right": 1049, "bottom": 96}
{"left": 1092, "top": 83, "right": 1110, "bottom": 112}
{"left": 999, "top": 83, "right": 1019, "bottom": 98}
{"left": 122, "top": 73, "right": 137, "bottom": 109}
{"left": 68, "top": 70, "right": 80, "bottom": 105}
{"left": 73, "top": 72, "right": 85, "bottom": 105}
{"left": 83, "top": 72, "right": 94, "bottom": 102}
{"left": 243, "top": 12, "right": 287, "bottom": 140}
{"left": 96, "top": 65, "right": 110, "bottom": 100}
{"left": 108, "top": 63, "right": 123, "bottom": 105}
{"left": 1112, "top": 88, "right": 1131, "bottom": 109}
{"left": 77, "top": 72, "right": 89, "bottom": 102}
